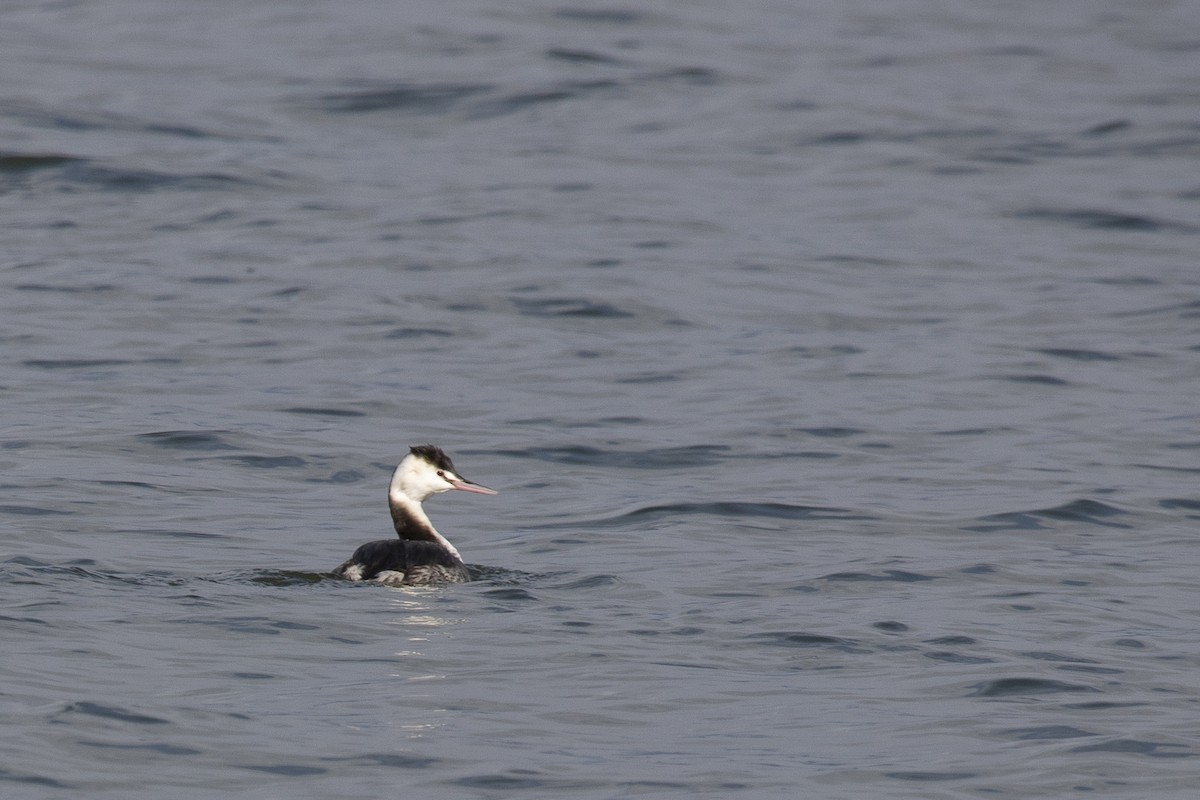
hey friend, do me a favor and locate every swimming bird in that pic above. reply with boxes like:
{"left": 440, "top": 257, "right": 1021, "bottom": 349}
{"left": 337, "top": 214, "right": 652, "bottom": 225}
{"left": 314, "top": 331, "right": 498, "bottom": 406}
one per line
{"left": 335, "top": 445, "right": 497, "bottom": 585}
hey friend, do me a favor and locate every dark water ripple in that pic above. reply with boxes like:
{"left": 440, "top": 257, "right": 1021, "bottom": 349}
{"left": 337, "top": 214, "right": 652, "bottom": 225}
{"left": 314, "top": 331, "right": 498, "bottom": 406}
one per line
{"left": 313, "top": 82, "right": 494, "bottom": 114}
{"left": 969, "top": 678, "right": 1101, "bottom": 698}
{"left": 0, "top": 100, "right": 251, "bottom": 140}
{"left": 993, "top": 373, "right": 1071, "bottom": 386}
{"left": 1005, "top": 725, "right": 1097, "bottom": 741}
{"left": 546, "top": 574, "right": 621, "bottom": 590}
{"left": 15, "top": 282, "right": 119, "bottom": 294}
{"left": 1010, "top": 207, "right": 1198, "bottom": 233}
{"left": 1069, "top": 740, "right": 1196, "bottom": 758}
{"left": 218, "top": 454, "right": 307, "bottom": 469}
{"left": 795, "top": 426, "right": 864, "bottom": 438}
{"left": 630, "top": 501, "right": 857, "bottom": 520}
{"left": 139, "top": 430, "right": 239, "bottom": 451}
{"left": 1159, "top": 498, "right": 1200, "bottom": 518}
{"left": 820, "top": 569, "right": 936, "bottom": 582}
{"left": 924, "top": 650, "right": 994, "bottom": 665}
{"left": 0, "top": 767, "right": 69, "bottom": 789}
{"left": 309, "top": 65, "right": 717, "bottom": 121}
{"left": 490, "top": 444, "right": 730, "bottom": 468}
{"left": 747, "top": 631, "right": 865, "bottom": 652}
{"left": 76, "top": 739, "right": 202, "bottom": 756}
{"left": 553, "top": 7, "right": 644, "bottom": 24}
{"left": 510, "top": 296, "right": 635, "bottom": 319}
{"left": 545, "top": 48, "right": 627, "bottom": 67}
{"left": 238, "top": 570, "right": 330, "bottom": 587}
{"left": 318, "top": 752, "right": 442, "bottom": 769}
{"left": 964, "top": 499, "right": 1131, "bottom": 532}
{"left": 0, "top": 152, "right": 261, "bottom": 193}
{"left": 64, "top": 164, "right": 255, "bottom": 193}
{"left": 24, "top": 357, "right": 182, "bottom": 370}
{"left": 279, "top": 406, "right": 367, "bottom": 418}
{"left": 1034, "top": 347, "right": 1124, "bottom": 362}
{"left": 0, "top": 504, "right": 74, "bottom": 517}
{"left": 479, "top": 587, "right": 538, "bottom": 602}
{"left": 240, "top": 764, "right": 327, "bottom": 777}
{"left": 538, "top": 500, "right": 864, "bottom": 530}
{"left": 384, "top": 326, "right": 455, "bottom": 339}
{"left": 59, "top": 701, "right": 169, "bottom": 726}
{"left": 0, "top": 151, "right": 82, "bottom": 172}
{"left": 1, "top": 558, "right": 194, "bottom": 588}
{"left": 114, "top": 528, "right": 229, "bottom": 541}
{"left": 884, "top": 770, "right": 977, "bottom": 782}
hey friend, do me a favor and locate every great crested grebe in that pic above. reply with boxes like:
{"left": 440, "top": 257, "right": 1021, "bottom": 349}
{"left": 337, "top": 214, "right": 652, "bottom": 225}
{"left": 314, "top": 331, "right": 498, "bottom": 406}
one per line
{"left": 334, "top": 445, "right": 497, "bottom": 585}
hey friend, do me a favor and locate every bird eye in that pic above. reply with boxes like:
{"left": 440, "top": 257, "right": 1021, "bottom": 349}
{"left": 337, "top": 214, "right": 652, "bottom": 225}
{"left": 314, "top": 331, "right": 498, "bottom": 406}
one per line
{"left": 437, "top": 470, "right": 445, "bottom": 477}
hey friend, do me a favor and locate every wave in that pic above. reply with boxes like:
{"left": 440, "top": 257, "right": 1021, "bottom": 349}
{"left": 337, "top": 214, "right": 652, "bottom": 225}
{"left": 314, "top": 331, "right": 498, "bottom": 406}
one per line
{"left": 964, "top": 498, "right": 1130, "bottom": 532}
{"left": 489, "top": 444, "right": 730, "bottom": 469}
{"left": 539, "top": 501, "right": 869, "bottom": 530}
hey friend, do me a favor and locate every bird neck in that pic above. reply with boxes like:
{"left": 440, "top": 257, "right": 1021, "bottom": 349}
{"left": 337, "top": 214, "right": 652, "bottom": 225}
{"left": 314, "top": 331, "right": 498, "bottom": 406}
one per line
{"left": 388, "top": 491, "right": 462, "bottom": 561}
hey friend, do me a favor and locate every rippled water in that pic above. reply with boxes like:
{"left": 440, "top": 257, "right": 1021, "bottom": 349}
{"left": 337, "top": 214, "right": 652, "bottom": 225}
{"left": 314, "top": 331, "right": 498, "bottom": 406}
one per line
{"left": 3, "top": 1, "right": 1200, "bottom": 797}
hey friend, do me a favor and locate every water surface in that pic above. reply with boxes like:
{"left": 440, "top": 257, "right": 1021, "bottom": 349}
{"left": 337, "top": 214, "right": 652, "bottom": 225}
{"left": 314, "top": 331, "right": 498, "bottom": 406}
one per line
{"left": 3, "top": 1, "right": 1200, "bottom": 797}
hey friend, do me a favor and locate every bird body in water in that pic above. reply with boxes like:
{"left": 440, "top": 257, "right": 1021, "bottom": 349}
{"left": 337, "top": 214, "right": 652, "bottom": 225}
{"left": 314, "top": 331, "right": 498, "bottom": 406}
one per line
{"left": 335, "top": 445, "right": 496, "bottom": 585}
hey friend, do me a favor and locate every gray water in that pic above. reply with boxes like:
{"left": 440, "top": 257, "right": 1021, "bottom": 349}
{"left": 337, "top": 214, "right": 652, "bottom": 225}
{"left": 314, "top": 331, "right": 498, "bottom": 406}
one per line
{"left": 3, "top": 1, "right": 1200, "bottom": 797}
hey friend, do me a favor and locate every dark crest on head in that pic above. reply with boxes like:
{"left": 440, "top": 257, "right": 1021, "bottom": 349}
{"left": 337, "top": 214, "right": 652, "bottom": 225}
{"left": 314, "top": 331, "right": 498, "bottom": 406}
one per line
{"left": 409, "top": 444, "right": 456, "bottom": 472}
